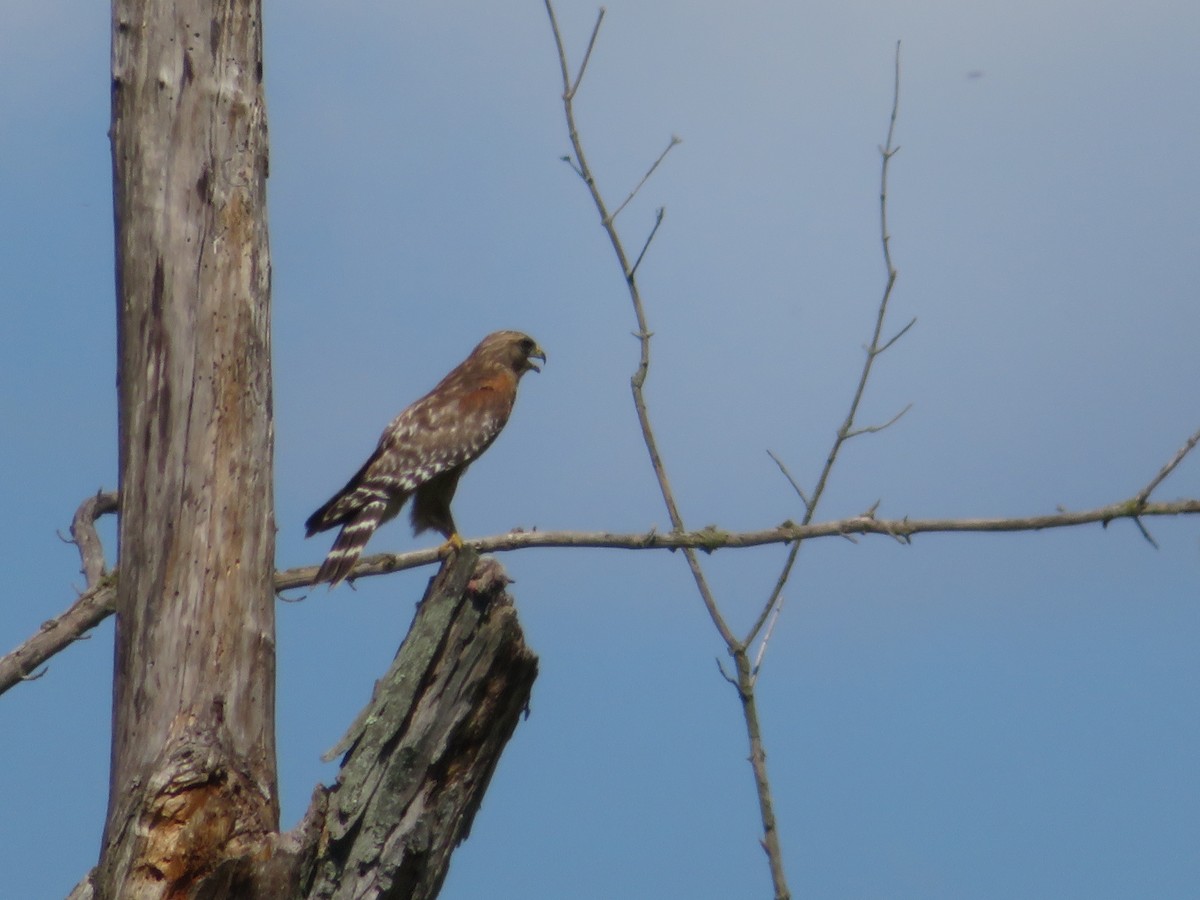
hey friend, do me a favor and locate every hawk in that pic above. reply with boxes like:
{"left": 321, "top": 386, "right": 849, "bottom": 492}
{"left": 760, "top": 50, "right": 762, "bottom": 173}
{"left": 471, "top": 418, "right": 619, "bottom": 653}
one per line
{"left": 306, "top": 330, "right": 546, "bottom": 586}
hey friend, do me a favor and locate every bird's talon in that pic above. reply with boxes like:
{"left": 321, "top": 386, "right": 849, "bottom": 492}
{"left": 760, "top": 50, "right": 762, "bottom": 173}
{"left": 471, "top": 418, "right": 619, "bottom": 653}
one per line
{"left": 438, "top": 533, "right": 465, "bottom": 557}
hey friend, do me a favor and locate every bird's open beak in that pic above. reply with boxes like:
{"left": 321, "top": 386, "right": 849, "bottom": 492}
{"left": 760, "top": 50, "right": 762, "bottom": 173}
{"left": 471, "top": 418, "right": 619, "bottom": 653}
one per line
{"left": 528, "top": 346, "right": 547, "bottom": 373}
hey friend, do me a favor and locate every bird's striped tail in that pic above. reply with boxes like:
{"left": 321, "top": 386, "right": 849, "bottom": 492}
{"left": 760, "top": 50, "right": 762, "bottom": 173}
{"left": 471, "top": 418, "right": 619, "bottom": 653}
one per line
{"left": 315, "top": 502, "right": 386, "bottom": 587}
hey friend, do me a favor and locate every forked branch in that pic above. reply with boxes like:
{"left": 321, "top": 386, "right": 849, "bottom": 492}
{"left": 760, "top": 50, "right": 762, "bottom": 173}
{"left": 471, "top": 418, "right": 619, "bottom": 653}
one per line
{"left": 0, "top": 491, "right": 117, "bottom": 696}
{"left": 544, "top": 3, "right": 795, "bottom": 894}
{"left": 543, "top": 0, "right": 733, "bottom": 651}
{"left": 749, "top": 41, "right": 908, "bottom": 650}
{"left": 1135, "top": 425, "right": 1200, "bottom": 507}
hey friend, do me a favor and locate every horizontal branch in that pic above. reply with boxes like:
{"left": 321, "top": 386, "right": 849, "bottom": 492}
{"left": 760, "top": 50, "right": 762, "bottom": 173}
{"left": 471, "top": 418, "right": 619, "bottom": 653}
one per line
{"left": 278, "top": 496, "right": 1200, "bottom": 591}
{"left": 8, "top": 494, "right": 1199, "bottom": 694}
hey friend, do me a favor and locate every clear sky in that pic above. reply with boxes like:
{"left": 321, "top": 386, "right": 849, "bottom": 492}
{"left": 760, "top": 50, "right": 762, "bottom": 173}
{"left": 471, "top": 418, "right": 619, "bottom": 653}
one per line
{"left": 3, "top": 1, "right": 1198, "bottom": 897}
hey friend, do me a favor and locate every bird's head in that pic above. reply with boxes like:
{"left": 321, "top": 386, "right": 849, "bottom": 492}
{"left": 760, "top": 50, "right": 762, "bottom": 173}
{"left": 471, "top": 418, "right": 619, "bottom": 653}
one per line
{"left": 480, "top": 330, "right": 546, "bottom": 376}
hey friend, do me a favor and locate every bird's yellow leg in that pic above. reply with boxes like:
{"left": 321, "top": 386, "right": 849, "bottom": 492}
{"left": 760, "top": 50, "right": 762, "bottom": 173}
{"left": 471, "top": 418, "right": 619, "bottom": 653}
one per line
{"left": 437, "top": 532, "right": 464, "bottom": 556}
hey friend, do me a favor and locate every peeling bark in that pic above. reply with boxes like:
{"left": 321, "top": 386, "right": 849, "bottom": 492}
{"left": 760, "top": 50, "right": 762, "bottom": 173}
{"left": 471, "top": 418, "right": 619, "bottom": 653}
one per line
{"left": 304, "top": 549, "right": 538, "bottom": 900}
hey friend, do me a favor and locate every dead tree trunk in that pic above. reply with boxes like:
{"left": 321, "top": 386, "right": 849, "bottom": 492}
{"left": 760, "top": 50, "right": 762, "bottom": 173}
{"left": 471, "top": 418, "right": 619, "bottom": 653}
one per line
{"left": 98, "top": 1, "right": 278, "bottom": 896}
{"left": 300, "top": 550, "right": 539, "bottom": 900}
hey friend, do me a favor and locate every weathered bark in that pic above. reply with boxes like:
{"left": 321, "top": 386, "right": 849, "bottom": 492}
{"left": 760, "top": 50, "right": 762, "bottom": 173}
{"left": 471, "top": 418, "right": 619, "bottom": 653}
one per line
{"left": 302, "top": 549, "right": 539, "bottom": 900}
{"left": 98, "top": 0, "right": 277, "bottom": 897}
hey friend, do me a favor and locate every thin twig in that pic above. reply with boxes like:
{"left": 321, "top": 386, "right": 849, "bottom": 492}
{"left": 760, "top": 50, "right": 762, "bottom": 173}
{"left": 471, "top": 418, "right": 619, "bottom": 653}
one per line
{"left": 1135, "top": 424, "right": 1200, "bottom": 507}
{"left": 715, "top": 656, "right": 738, "bottom": 688}
{"left": 767, "top": 450, "right": 812, "bottom": 514}
{"left": 844, "top": 402, "right": 913, "bottom": 438}
{"left": 545, "top": 1, "right": 581, "bottom": 101}
{"left": 752, "top": 594, "right": 786, "bottom": 682}
{"left": 607, "top": 136, "right": 681, "bottom": 225}
{"left": 876, "top": 315, "right": 917, "bottom": 354}
{"left": 630, "top": 207, "right": 666, "bottom": 279}
{"left": 560, "top": 154, "right": 585, "bottom": 179}
{"left": 569, "top": 6, "right": 606, "bottom": 98}
{"left": 1131, "top": 516, "right": 1159, "bottom": 549}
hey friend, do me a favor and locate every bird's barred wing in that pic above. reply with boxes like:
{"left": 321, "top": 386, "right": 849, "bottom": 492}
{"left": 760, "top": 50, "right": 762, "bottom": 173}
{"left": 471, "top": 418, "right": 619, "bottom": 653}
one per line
{"left": 306, "top": 387, "right": 512, "bottom": 535}
{"left": 379, "top": 386, "right": 513, "bottom": 485}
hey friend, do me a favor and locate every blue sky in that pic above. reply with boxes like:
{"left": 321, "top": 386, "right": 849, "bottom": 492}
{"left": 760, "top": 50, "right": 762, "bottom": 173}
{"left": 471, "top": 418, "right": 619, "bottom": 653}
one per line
{"left": 2, "top": 1, "right": 1198, "bottom": 897}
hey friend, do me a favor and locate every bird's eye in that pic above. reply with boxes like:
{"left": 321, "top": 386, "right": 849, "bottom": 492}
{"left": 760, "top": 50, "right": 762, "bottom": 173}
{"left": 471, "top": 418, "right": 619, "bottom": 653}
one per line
{"left": 519, "top": 338, "right": 534, "bottom": 354}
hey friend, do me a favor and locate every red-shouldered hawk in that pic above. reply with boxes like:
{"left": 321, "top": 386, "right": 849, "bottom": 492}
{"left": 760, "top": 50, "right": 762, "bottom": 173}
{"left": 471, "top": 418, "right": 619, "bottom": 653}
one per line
{"left": 306, "top": 330, "right": 546, "bottom": 586}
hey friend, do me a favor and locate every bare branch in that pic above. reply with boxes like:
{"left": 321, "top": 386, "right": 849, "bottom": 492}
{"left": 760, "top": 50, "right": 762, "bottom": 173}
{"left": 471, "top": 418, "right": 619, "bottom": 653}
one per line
{"left": 276, "top": 495, "right": 1200, "bottom": 591}
{"left": 570, "top": 6, "right": 607, "bottom": 98}
{"left": 767, "top": 450, "right": 812, "bottom": 514}
{"left": 794, "top": 44, "right": 906, "bottom": 532}
{"left": 715, "top": 656, "right": 738, "bottom": 689}
{"left": 747, "top": 543, "right": 802, "bottom": 650}
{"left": 879, "top": 41, "right": 902, "bottom": 282}
{"left": 545, "top": 2, "right": 607, "bottom": 101}
{"left": 844, "top": 402, "right": 913, "bottom": 439}
{"left": 1131, "top": 516, "right": 1159, "bottom": 549}
{"left": 629, "top": 207, "right": 666, "bottom": 279}
{"left": 544, "top": 1, "right": 574, "bottom": 100}
{"left": 560, "top": 154, "right": 585, "bottom": 179}
{"left": 0, "top": 579, "right": 116, "bottom": 697}
{"left": 71, "top": 490, "right": 119, "bottom": 586}
{"left": 876, "top": 315, "right": 917, "bottom": 354}
{"left": 748, "top": 42, "right": 908, "bottom": 648}
{"left": 751, "top": 594, "right": 786, "bottom": 682}
{"left": 543, "top": 0, "right": 735, "bottom": 651}
{"left": 12, "top": 489, "right": 1197, "bottom": 691}
{"left": 607, "top": 136, "right": 681, "bottom": 225}
{"left": 731, "top": 649, "right": 789, "bottom": 898}
{"left": 0, "top": 491, "right": 120, "bottom": 696}
{"left": 543, "top": 13, "right": 793, "bottom": 887}
{"left": 1135, "top": 424, "right": 1200, "bottom": 506}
